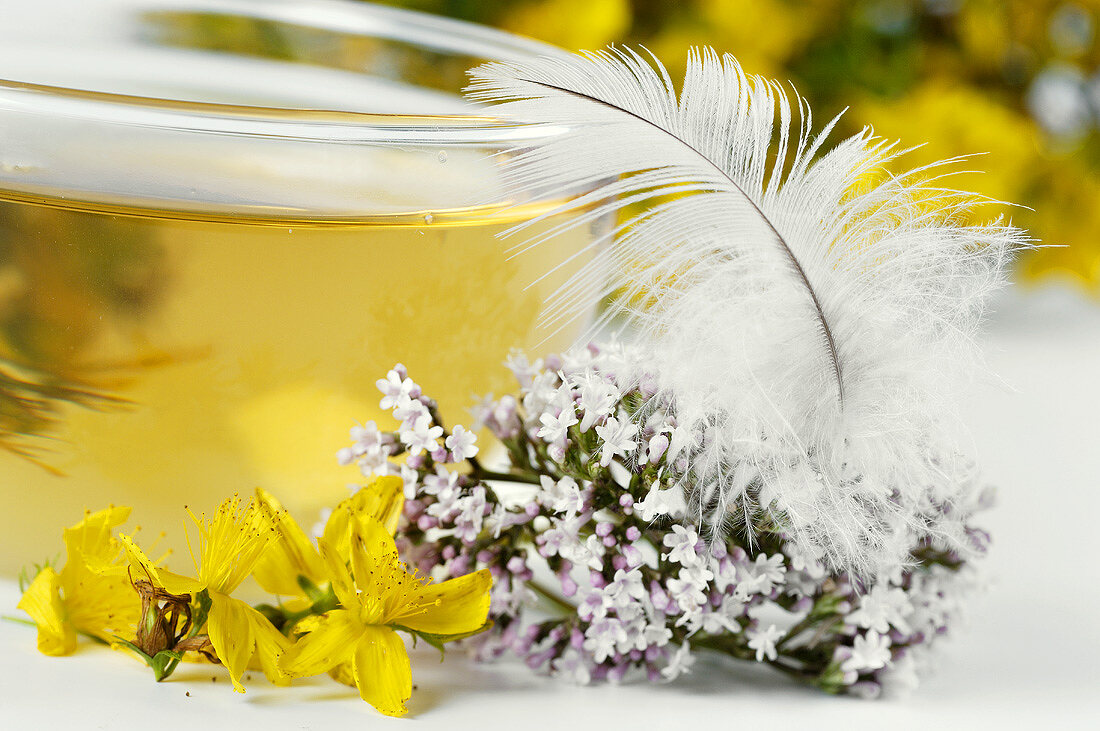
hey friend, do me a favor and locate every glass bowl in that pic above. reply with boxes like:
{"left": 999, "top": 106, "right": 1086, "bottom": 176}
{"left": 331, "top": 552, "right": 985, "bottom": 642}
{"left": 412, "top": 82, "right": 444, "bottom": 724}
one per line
{"left": 0, "top": 0, "right": 602, "bottom": 571}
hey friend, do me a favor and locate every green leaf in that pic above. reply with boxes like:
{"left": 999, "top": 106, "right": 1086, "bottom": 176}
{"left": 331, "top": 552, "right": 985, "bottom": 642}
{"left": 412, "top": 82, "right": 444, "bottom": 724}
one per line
{"left": 113, "top": 637, "right": 186, "bottom": 682}
{"left": 115, "top": 637, "right": 156, "bottom": 668}
{"left": 419, "top": 632, "right": 446, "bottom": 661}
{"left": 150, "top": 649, "right": 184, "bottom": 681}
{"left": 297, "top": 574, "right": 326, "bottom": 603}
{"left": 252, "top": 603, "right": 286, "bottom": 632}
{"left": 308, "top": 585, "right": 339, "bottom": 615}
{"left": 393, "top": 620, "right": 495, "bottom": 662}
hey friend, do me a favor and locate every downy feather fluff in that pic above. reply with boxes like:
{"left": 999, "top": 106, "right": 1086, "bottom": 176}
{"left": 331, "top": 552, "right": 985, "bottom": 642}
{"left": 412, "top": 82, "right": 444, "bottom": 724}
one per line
{"left": 466, "top": 48, "right": 1027, "bottom": 575}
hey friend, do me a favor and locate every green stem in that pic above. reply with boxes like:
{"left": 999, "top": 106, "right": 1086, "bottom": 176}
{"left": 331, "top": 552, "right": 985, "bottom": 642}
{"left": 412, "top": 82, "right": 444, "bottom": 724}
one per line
{"left": 425, "top": 398, "right": 540, "bottom": 487}
{"left": 157, "top": 656, "right": 181, "bottom": 682}
{"left": 264, "top": 589, "right": 341, "bottom": 633}
{"left": 527, "top": 580, "right": 576, "bottom": 614}
{"left": 766, "top": 657, "right": 821, "bottom": 682}
{"left": 775, "top": 614, "right": 821, "bottom": 651}
{"left": 470, "top": 467, "right": 542, "bottom": 486}
{"left": 466, "top": 454, "right": 486, "bottom": 473}
{"left": 1, "top": 614, "right": 36, "bottom": 627}
{"left": 693, "top": 633, "right": 822, "bottom": 684}
{"left": 692, "top": 633, "right": 754, "bottom": 661}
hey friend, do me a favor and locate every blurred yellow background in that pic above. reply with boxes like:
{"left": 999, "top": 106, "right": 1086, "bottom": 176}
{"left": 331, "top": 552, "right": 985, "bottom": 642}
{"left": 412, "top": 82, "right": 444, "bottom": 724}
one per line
{"left": 384, "top": 0, "right": 1100, "bottom": 291}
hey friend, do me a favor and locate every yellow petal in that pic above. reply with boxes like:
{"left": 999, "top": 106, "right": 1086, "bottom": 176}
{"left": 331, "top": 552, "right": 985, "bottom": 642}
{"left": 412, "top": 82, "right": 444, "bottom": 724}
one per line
{"left": 62, "top": 506, "right": 132, "bottom": 576}
{"left": 117, "top": 533, "right": 204, "bottom": 595}
{"left": 322, "top": 476, "right": 405, "bottom": 556}
{"left": 244, "top": 601, "right": 293, "bottom": 687}
{"left": 17, "top": 567, "right": 76, "bottom": 656}
{"left": 327, "top": 661, "right": 355, "bottom": 688}
{"left": 278, "top": 596, "right": 314, "bottom": 619}
{"left": 62, "top": 572, "right": 142, "bottom": 646}
{"left": 393, "top": 569, "right": 493, "bottom": 636}
{"left": 351, "top": 626, "right": 412, "bottom": 717}
{"left": 279, "top": 609, "right": 360, "bottom": 678}
{"left": 206, "top": 593, "right": 265, "bottom": 693}
{"left": 152, "top": 568, "right": 203, "bottom": 596}
{"left": 316, "top": 538, "right": 357, "bottom": 609}
{"left": 251, "top": 487, "right": 327, "bottom": 596}
{"left": 348, "top": 516, "right": 402, "bottom": 594}
{"left": 202, "top": 597, "right": 290, "bottom": 688}
{"left": 288, "top": 612, "right": 324, "bottom": 636}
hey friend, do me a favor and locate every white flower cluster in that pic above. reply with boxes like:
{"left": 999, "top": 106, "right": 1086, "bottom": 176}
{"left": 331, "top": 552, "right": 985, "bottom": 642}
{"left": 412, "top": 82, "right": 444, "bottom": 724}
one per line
{"left": 337, "top": 363, "right": 480, "bottom": 493}
{"left": 338, "top": 344, "right": 991, "bottom": 697}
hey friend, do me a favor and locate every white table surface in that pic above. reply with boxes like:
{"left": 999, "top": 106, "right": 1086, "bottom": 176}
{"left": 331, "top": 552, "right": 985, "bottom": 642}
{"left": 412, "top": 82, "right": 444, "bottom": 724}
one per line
{"left": 3, "top": 284, "right": 1099, "bottom": 730}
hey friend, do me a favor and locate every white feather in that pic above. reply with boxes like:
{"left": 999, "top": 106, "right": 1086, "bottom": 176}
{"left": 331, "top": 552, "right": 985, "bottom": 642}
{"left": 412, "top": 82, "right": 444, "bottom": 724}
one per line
{"left": 466, "top": 48, "right": 1028, "bottom": 575}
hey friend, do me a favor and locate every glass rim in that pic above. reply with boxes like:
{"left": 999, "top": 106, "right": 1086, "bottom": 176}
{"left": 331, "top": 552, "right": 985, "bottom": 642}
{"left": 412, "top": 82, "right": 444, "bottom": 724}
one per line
{"left": 0, "top": 0, "right": 568, "bottom": 145}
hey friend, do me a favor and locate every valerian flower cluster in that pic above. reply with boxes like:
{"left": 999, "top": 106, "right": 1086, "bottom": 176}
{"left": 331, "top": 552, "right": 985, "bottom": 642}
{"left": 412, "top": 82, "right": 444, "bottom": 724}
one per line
{"left": 17, "top": 478, "right": 492, "bottom": 717}
{"left": 341, "top": 343, "right": 992, "bottom": 698}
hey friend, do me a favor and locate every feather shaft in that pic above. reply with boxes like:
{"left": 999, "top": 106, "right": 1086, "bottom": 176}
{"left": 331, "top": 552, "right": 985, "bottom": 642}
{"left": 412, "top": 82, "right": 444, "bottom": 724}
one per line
{"left": 521, "top": 78, "right": 845, "bottom": 403}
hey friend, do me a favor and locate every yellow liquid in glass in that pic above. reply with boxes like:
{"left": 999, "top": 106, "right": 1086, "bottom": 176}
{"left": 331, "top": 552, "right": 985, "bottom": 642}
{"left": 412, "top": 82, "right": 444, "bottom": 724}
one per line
{"left": 0, "top": 195, "right": 592, "bottom": 572}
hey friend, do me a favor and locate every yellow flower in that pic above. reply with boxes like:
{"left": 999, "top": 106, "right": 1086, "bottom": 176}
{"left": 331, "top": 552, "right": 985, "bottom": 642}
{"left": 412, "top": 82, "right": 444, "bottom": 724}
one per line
{"left": 280, "top": 517, "right": 492, "bottom": 717}
{"left": 17, "top": 506, "right": 140, "bottom": 655}
{"left": 251, "top": 475, "right": 405, "bottom": 598}
{"left": 503, "top": 0, "right": 630, "bottom": 51}
{"left": 117, "top": 495, "right": 289, "bottom": 692}
{"left": 1018, "top": 162, "right": 1100, "bottom": 287}
{"left": 855, "top": 79, "right": 1040, "bottom": 214}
